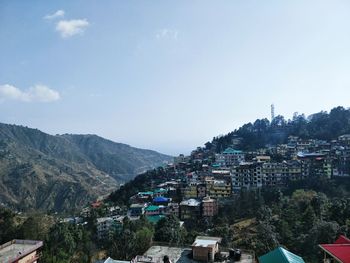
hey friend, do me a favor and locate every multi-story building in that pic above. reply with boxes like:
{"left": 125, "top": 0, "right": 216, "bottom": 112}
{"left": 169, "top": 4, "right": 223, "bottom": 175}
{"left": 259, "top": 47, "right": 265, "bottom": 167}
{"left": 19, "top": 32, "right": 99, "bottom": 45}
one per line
{"left": 215, "top": 148, "right": 245, "bottom": 167}
{"left": 206, "top": 178, "right": 232, "bottom": 198}
{"left": 180, "top": 199, "right": 201, "bottom": 220}
{"left": 298, "top": 152, "right": 332, "bottom": 179}
{"left": 166, "top": 202, "right": 180, "bottom": 217}
{"left": 0, "top": 240, "right": 43, "bottom": 263}
{"left": 202, "top": 196, "right": 218, "bottom": 217}
{"left": 231, "top": 161, "right": 302, "bottom": 190}
{"left": 231, "top": 162, "right": 263, "bottom": 190}
{"left": 182, "top": 182, "right": 198, "bottom": 199}
{"left": 97, "top": 217, "right": 122, "bottom": 240}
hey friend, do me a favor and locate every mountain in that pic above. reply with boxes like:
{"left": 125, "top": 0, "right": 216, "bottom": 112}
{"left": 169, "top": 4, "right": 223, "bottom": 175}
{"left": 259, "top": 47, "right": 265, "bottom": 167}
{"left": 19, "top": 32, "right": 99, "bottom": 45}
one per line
{"left": 0, "top": 123, "right": 171, "bottom": 212}
{"left": 61, "top": 134, "right": 171, "bottom": 182}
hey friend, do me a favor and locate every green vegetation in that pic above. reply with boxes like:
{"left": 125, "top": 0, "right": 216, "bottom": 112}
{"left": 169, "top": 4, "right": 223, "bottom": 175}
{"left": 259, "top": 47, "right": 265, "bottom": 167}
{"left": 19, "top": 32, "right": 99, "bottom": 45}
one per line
{"left": 211, "top": 106, "right": 350, "bottom": 151}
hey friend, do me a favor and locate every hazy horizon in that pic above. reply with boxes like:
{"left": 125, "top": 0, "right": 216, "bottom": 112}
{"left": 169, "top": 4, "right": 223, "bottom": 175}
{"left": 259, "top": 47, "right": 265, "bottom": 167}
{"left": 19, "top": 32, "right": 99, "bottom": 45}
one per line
{"left": 2, "top": 1, "right": 350, "bottom": 155}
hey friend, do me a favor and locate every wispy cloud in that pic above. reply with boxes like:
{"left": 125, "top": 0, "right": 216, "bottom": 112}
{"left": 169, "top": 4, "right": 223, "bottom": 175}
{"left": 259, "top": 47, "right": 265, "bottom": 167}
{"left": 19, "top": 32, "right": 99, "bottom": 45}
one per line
{"left": 44, "top": 10, "right": 65, "bottom": 20}
{"left": 0, "top": 84, "right": 60, "bottom": 103}
{"left": 156, "top": 29, "right": 178, "bottom": 40}
{"left": 56, "top": 19, "right": 89, "bottom": 38}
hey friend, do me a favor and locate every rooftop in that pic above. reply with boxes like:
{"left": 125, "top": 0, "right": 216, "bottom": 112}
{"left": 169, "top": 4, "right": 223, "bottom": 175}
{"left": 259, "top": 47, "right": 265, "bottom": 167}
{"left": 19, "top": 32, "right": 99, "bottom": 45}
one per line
{"left": 319, "top": 235, "right": 350, "bottom": 263}
{"left": 192, "top": 236, "right": 222, "bottom": 248}
{"left": 145, "top": 205, "right": 160, "bottom": 211}
{"left": 223, "top": 148, "right": 243, "bottom": 154}
{"left": 143, "top": 246, "right": 254, "bottom": 263}
{"left": 180, "top": 199, "right": 201, "bottom": 207}
{"left": 0, "top": 240, "right": 43, "bottom": 263}
{"left": 258, "top": 247, "right": 305, "bottom": 263}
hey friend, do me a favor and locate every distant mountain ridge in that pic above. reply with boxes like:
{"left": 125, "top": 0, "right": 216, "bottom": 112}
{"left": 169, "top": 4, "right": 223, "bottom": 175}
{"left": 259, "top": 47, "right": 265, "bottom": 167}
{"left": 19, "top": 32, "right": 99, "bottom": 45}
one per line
{"left": 0, "top": 123, "right": 171, "bottom": 212}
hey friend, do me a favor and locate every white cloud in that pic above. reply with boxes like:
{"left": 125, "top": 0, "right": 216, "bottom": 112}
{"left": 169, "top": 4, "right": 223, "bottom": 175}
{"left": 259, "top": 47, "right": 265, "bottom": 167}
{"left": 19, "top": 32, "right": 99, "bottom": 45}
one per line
{"left": 44, "top": 10, "right": 65, "bottom": 20}
{"left": 56, "top": 19, "right": 89, "bottom": 38}
{"left": 156, "top": 29, "right": 178, "bottom": 40}
{"left": 0, "top": 84, "right": 60, "bottom": 103}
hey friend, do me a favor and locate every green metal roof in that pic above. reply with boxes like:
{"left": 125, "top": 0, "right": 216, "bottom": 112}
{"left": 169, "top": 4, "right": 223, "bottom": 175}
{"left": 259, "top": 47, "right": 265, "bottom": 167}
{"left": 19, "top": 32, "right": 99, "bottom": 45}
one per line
{"left": 145, "top": 205, "right": 160, "bottom": 211}
{"left": 259, "top": 247, "right": 305, "bottom": 263}
{"left": 147, "top": 215, "right": 165, "bottom": 224}
{"left": 139, "top": 191, "right": 153, "bottom": 195}
{"left": 223, "top": 147, "right": 242, "bottom": 154}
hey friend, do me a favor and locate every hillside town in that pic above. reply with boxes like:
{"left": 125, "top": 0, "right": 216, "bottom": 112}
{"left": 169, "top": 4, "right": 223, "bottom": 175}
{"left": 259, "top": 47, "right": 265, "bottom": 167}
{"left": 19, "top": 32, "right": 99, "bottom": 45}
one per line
{"left": 44, "top": 134, "right": 350, "bottom": 262}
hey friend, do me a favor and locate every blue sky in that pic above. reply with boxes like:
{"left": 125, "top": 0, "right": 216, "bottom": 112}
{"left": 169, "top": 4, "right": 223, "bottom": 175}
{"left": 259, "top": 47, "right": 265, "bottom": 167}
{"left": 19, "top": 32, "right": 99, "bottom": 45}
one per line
{"left": 1, "top": 1, "right": 350, "bottom": 155}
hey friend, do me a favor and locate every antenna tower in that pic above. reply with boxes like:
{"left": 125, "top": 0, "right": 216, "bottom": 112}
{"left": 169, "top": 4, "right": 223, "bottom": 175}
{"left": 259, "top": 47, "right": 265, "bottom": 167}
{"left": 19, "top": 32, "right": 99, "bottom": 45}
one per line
{"left": 271, "top": 104, "right": 275, "bottom": 121}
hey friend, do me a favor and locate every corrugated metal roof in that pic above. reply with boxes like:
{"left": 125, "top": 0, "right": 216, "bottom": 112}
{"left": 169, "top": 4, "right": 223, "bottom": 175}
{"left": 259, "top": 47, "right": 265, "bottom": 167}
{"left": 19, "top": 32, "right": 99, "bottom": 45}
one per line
{"left": 259, "top": 247, "right": 305, "bottom": 263}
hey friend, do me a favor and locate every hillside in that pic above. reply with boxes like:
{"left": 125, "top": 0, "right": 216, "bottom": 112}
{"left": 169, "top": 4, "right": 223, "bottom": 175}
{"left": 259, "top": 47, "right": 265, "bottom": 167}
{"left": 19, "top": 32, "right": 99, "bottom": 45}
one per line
{"left": 61, "top": 134, "right": 171, "bottom": 182}
{"left": 209, "top": 106, "right": 350, "bottom": 152}
{"left": 0, "top": 123, "right": 171, "bottom": 212}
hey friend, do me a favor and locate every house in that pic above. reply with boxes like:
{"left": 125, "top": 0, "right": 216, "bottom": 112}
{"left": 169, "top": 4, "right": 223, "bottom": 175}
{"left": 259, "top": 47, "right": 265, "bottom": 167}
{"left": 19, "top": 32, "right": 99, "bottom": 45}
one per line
{"left": 319, "top": 235, "right": 350, "bottom": 263}
{"left": 0, "top": 239, "right": 43, "bottom": 263}
{"left": 191, "top": 236, "right": 222, "bottom": 262}
{"left": 180, "top": 199, "right": 201, "bottom": 220}
{"left": 258, "top": 247, "right": 305, "bottom": 263}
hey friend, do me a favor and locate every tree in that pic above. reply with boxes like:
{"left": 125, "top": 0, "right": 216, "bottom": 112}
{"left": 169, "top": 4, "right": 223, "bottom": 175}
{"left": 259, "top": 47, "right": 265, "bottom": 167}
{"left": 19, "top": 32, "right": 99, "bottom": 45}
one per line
{"left": 154, "top": 215, "right": 184, "bottom": 245}
{"left": 0, "top": 208, "right": 17, "bottom": 244}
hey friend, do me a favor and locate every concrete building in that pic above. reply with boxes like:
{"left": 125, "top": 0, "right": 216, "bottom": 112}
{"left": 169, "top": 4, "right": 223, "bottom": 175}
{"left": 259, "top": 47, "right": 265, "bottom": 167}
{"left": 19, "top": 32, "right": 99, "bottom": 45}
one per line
{"left": 215, "top": 148, "right": 245, "bottom": 167}
{"left": 0, "top": 239, "right": 43, "bottom": 263}
{"left": 205, "top": 178, "right": 232, "bottom": 198}
{"left": 232, "top": 161, "right": 302, "bottom": 190}
{"left": 182, "top": 182, "right": 198, "bottom": 199}
{"left": 231, "top": 162, "right": 262, "bottom": 190}
{"left": 97, "top": 217, "right": 122, "bottom": 240}
{"left": 297, "top": 152, "right": 332, "bottom": 179}
{"left": 180, "top": 199, "right": 201, "bottom": 220}
{"left": 191, "top": 236, "right": 222, "bottom": 262}
{"left": 166, "top": 202, "right": 180, "bottom": 217}
{"left": 202, "top": 196, "right": 218, "bottom": 217}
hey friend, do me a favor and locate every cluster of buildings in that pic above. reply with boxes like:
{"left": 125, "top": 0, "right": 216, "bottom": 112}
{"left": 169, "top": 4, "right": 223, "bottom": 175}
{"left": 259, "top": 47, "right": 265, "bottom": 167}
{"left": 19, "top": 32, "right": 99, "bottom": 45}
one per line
{"left": 92, "top": 135, "right": 350, "bottom": 240}
{"left": 211, "top": 135, "right": 350, "bottom": 190}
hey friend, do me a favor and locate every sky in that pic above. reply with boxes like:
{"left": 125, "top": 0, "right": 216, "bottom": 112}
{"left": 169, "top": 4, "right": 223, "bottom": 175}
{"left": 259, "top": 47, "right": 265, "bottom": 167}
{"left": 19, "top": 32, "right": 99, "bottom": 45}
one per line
{"left": 1, "top": 1, "right": 350, "bottom": 155}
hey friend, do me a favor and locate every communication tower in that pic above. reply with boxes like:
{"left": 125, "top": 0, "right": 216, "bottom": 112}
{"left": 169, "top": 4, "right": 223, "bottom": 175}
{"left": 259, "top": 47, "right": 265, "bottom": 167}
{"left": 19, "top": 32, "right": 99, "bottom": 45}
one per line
{"left": 271, "top": 104, "right": 275, "bottom": 121}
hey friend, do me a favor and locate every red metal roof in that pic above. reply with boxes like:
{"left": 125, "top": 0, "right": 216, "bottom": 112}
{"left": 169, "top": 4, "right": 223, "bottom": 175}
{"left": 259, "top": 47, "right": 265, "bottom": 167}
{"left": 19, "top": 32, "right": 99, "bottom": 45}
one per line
{"left": 319, "top": 244, "right": 350, "bottom": 263}
{"left": 319, "top": 236, "right": 350, "bottom": 263}
{"left": 335, "top": 235, "right": 350, "bottom": 244}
